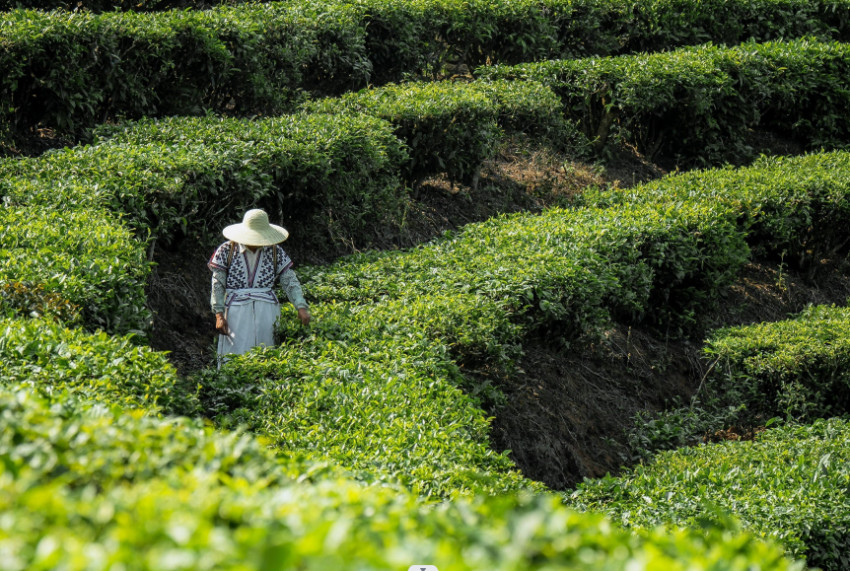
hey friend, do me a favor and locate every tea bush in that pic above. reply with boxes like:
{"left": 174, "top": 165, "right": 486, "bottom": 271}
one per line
{"left": 0, "top": 317, "right": 197, "bottom": 415}
{"left": 301, "top": 79, "right": 575, "bottom": 186}
{"left": 0, "top": 389, "right": 803, "bottom": 570}
{"left": 0, "top": 387, "right": 329, "bottom": 490}
{"left": 302, "top": 81, "right": 500, "bottom": 186}
{"left": 0, "top": 473, "right": 803, "bottom": 570}
{"left": 568, "top": 418, "right": 850, "bottom": 570}
{"left": 0, "top": 205, "right": 149, "bottom": 333}
{"left": 479, "top": 39, "right": 850, "bottom": 166}
{"left": 704, "top": 304, "right": 850, "bottom": 422}
{"left": 2, "top": 113, "right": 407, "bottom": 250}
{"left": 0, "top": 3, "right": 369, "bottom": 145}
{"left": 581, "top": 151, "right": 850, "bottom": 272}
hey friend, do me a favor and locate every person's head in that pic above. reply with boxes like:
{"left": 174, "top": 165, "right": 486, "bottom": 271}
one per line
{"left": 222, "top": 209, "right": 289, "bottom": 246}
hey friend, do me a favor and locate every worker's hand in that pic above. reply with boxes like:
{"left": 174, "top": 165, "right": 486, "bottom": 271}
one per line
{"left": 215, "top": 312, "right": 229, "bottom": 335}
{"left": 297, "top": 307, "right": 311, "bottom": 326}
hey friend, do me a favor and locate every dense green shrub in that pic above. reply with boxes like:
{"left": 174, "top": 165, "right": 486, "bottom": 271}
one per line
{"left": 704, "top": 304, "right": 850, "bottom": 421}
{"left": 0, "top": 468, "right": 802, "bottom": 570}
{"left": 569, "top": 418, "right": 850, "bottom": 570}
{"left": 5, "top": 0, "right": 849, "bottom": 150}
{"left": 0, "top": 390, "right": 802, "bottom": 570}
{"left": 469, "top": 79, "right": 578, "bottom": 146}
{"left": 0, "top": 3, "right": 369, "bottom": 145}
{"left": 2, "top": 113, "right": 407, "bottom": 251}
{"left": 0, "top": 205, "right": 149, "bottom": 333}
{"left": 581, "top": 151, "right": 850, "bottom": 272}
{"left": 302, "top": 81, "right": 500, "bottom": 186}
{"left": 479, "top": 39, "right": 850, "bottom": 166}
{"left": 0, "top": 387, "right": 327, "bottom": 489}
{"left": 0, "top": 317, "right": 197, "bottom": 415}
{"left": 301, "top": 79, "right": 576, "bottom": 186}
{"left": 350, "top": 0, "right": 850, "bottom": 68}
{"left": 618, "top": 0, "right": 850, "bottom": 53}
{"left": 302, "top": 199, "right": 749, "bottom": 346}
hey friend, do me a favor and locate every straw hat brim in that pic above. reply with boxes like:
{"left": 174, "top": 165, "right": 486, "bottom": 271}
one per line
{"left": 222, "top": 222, "right": 289, "bottom": 246}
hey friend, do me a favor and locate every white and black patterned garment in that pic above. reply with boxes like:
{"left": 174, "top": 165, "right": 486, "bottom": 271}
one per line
{"left": 207, "top": 241, "right": 305, "bottom": 363}
{"left": 208, "top": 241, "right": 293, "bottom": 289}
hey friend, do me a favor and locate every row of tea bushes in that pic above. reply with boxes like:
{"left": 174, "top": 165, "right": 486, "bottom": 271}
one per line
{"left": 579, "top": 151, "right": 850, "bottom": 273}
{"left": 704, "top": 303, "right": 850, "bottom": 422}
{"left": 0, "top": 386, "right": 803, "bottom": 569}
{"left": 0, "top": 390, "right": 802, "bottom": 570}
{"left": 4, "top": 0, "right": 850, "bottom": 148}
{"left": 304, "top": 153, "right": 850, "bottom": 345}
{"left": 0, "top": 317, "right": 196, "bottom": 414}
{"left": 302, "top": 79, "right": 574, "bottom": 186}
{"left": 0, "top": 205, "right": 149, "bottom": 333}
{"left": 0, "top": 3, "right": 370, "bottom": 146}
{"left": 0, "top": 386, "right": 320, "bottom": 491}
{"left": 479, "top": 39, "right": 850, "bottom": 166}
{"left": 343, "top": 0, "right": 850, "bottom": 83}
{"left": 568, "top": 418, "right": 850, "bottom": 570}
{"left": 2, "top": 113, "right": 406, "bottom": 253}
{"left": 5, "top": 0, "right": 849, "bottom": 64}
{"left": 302, "top": 201, "right": 749, "bottom": 348}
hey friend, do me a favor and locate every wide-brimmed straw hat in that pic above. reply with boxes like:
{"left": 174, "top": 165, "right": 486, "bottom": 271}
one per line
{"left": 222, "top": 209, "right": 289, "bottom": 246}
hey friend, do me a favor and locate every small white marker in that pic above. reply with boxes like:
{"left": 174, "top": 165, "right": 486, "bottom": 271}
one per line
{"left": 407, "top": 566, "right": 438, "bottom": 571}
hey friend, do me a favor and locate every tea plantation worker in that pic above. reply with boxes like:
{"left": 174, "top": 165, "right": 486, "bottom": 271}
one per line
{"left": 208, "top": 208, "right": 311, "bottom": 363}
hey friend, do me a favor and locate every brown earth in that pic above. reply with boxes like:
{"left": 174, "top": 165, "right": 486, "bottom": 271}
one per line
{"left": 146, "top": 139, "right": 850, "bottom": 491}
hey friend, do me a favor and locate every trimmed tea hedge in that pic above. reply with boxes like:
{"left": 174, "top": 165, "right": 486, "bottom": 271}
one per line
{"left": 0, "top": 387, "right": 805, "bottom": 570}
{"left": 704, "top": 304, "right": 850, "bottom": 421}
{"left": 302, "top": 79, "right": 574, "bottom": 186}
{"left": 303, "top": 81, "right": 500, "bottom": 187}
{"left": 0, "top": 205, "right": 149, "bottom": 333}
{"left": 0, "top": 317, "right": 196, "bottom": 414}
{"left": 479, "top": 39, "right": 850, "bottom": 166}
{"left": 300, "top": 198, "right": 755, "bottom": 352}
{"left": 2, "top": 113, "right": 407, "bottom": 251}
{"left": 0, "top": 3, "right": 369, "bottom": 146}
{"left": 0, "top": 386, "right": 321, "bottom": 490}
{"left": 580, "top": 151, "right": 850, "bottom": 272}
{"left": 4, "top": 0, "right": 850, "bottom": 150}
{"left": 568, "top": 418, "right": 850, "bottom": 570}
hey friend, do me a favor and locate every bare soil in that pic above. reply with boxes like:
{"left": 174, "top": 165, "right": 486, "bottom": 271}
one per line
{"left": 146, "top": 140, "right": 850, "bottom": 490}
{"left": 489, "top": 261, "right": 850, "bottom": 490}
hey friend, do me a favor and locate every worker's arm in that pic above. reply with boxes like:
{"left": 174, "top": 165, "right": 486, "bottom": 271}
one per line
{"left": 211, "top": 268, "right": 229, "bottom": 334}
{"left": 279, "top": 268, "right": 311, "bottom": 325}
